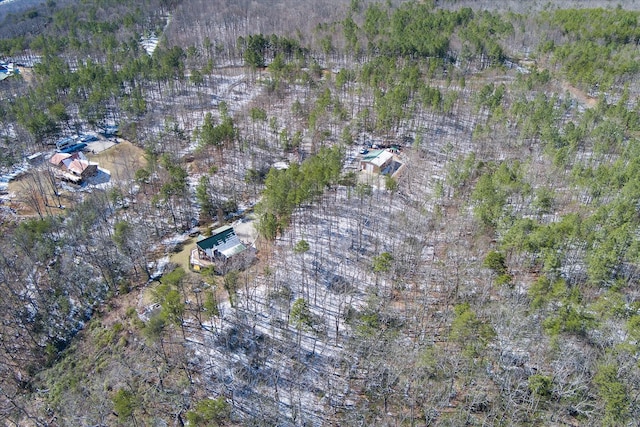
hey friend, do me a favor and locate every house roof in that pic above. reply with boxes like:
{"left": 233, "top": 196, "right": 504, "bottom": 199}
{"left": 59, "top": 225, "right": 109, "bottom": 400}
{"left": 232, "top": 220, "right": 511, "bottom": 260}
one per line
{"left": 0, "top": 62, "right": 16, "bottom": 80}
{"left": 63, "top": 158, "right": 93, "bottom": 175}
{"left": 197, "top": 225, "right": 246, "bottom": 258}
{"left": 361, "top": 150, "right": 383, "bottom": 162}
{"left": 50, "top": 152, "right": 72, "bottom": 166}
{"left": 51, "top": 151, "right": 87, "bottom": 167}
{"left": 362, "top": 149, "right": 394, "bottom": 167}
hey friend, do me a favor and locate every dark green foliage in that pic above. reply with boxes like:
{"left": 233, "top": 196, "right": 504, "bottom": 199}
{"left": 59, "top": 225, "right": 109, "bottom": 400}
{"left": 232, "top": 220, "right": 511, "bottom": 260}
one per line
{"left": 158, "top": 155, "right": 188, "bottom": 204}
{"left": 483, "top": 250, "right": 507, "bottom": 275}
{"left": 459, "top": 10, "right": 512, "bottom": 66}
{"left": 484, "top": 251, "right": 511, "bottom": 286}
{"left": 134, "top": 168, "right": 151, "bottom": 184}
{"left": 112, "top": 221, "right": 130, "bottom": 248}
{"left": 5, "top": 3, "right": 640, "bottom": 426}
{"left": 474, "top": 83, "right": 505, "bottom": 112}
{"left": 293, "top": 239, "right": 310, "bottom": 254}
{"left": 528, "top": 374, "right": 553, "bottom": 398}
{"left": 363, "top": 3, "right": 389, "bottom": 43}
{"left": 447, "top": 153, "right": 477, "bottom": 190}
{"left": 471, "top": 161, "right": 529, "bottom": 229}
{"left": 203, "top": 290, "right": 219, "bottom": 317}
{"left": 223, "top": 270, "right": 239, "bottom": 306}
{"left": 372, "top": 252, "right": 393, "bottom": 274}
{"left": 152, "top": 45, "right": 186, "bottom": 80}
{"left": 569, "top": 141, "right": 640, "bottom": 285}
{"left": 256, "top": 145, "right": 343, "bottom": 240}
{"left": 195, "top": 176, "right": 215, "bottom": 219}
{"left": 533, "top": 187, "right": 555, "bottom": 215}
{"left": 350, "top": 297, "right": 403, "bottom": 338}
{"left": 238, "top": 33, "right": 308, "bottom": 69}
{"left": 549, "top": 8, "right": 640, "bottom": 44}
{"left": 249, "top": 107, "right": 267, "bottom": 122}
{"left": 449, "top": 303, "right": 495, "bottom": 358}
{"left": 343, "top": 15, "right": 359, "bottom": 53}
{"left": 384, "top": 175, "right": 398, "bottom": 192}
{"left": 544, "top": 9, "right": 640, "bottom": 90}
{"left": 186, "top": 397, "right": 229, "bottom": 426}
{"left": 542, "top": 288, "right": 596, "bottom": 338}
{"left": 516, "top": 68, "right": 551, "bottom": 91}
{"left": 198, "top": 111, "right": 236, "bottom": 148}
{"left": 240, "top": 34, "right": 267, "bottom": 68}
{"left": 153, "top": 268, "right": 186, "bottom": 327}
{"left": 14, "top": 217, "right": 60, "bottom": 261}
{"left": 244, "top": 168, "right": 264, "bottom": 186}
{"left": 625, "top": 315, "right": 640, "bottom": 343}
{"left": 112, "top": 388, "right": 137, "bottom": 420}
{"left": 336, "top": 68, "right": 356, "bottom": 90}
{"left": 340, "top": 4, "right": 511, "bottom": 69}
{"left": 0, "top": 36, "right": 28, "bottom": 56}
{"left": 511, "top": 93, "right": 561, "bottom": 145}
{"left": 0, "top": 0, "right": 183, "bottom": 145}
{"left": 290, "top": 298, "right": 313, "bottom": 330}
{"left": 594, "top": 361, "right": 629, "bottom": 426}
{"left": 143, "top": 312, "right": 167, "bottom": 342}
{"left": 419, "top": 85, "right": 442, "bottom": 110}
{"left": 528, "top": 277, "right": 567, "bottom": 309}
{"left": 339, "top": 171, "right": 358, "bottom": 188}
{"left": 383, "top": 6, "right": 470, "bottom": 58}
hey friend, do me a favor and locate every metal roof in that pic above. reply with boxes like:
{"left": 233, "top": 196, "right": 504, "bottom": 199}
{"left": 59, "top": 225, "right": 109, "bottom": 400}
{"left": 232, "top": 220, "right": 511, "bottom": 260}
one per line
{"left": 50, "top": 152, "right": 72, "bottom": 166}
{"left": 361, "top": 150, "right": 384, "bottom": 162}
{"left": 0, "top": 62, "right": 16, "bottom": 80}
{"left": 218, "top": 238, "right": 247, "bottom": 258}
{"left": 362, "top": 150, "right": 394, "bottom": 167}
{"left": 197, "top": 225, "right": 246, "bottom": 258}
{"left": 62, "top": 158, "right": 94, "bottom": 175}
{"left": 50, "top": 151, "right": 87, "bottom": 166}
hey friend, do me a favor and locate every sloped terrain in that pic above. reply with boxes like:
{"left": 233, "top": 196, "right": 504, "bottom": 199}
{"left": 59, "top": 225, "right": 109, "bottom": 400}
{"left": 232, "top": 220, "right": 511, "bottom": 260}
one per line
{"left": 1, "top": 1, "right": 640, "bottom": 426}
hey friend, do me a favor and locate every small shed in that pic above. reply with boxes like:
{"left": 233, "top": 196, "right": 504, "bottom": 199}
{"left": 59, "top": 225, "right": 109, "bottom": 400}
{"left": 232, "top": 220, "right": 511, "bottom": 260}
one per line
{"left": 27, "top": 152, "right": 44, "bottom": 165}
{"left": 360, "top": 150, "right": 394, "bottom": 174}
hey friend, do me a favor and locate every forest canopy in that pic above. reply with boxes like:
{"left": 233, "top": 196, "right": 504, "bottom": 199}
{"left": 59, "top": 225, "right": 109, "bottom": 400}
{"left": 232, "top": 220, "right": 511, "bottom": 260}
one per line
{"left": 1, "top": 0, "right": 640, "bottom": 426}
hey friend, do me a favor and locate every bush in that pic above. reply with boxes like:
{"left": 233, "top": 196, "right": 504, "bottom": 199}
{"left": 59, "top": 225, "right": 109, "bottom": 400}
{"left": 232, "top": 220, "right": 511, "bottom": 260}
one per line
{"left": 483, "top": 250, "right": 507, "bottom": 275}
{"left": 528, "top": 374, "right": 553, "bottom": 398}
{"left": 186, "top": 397, "right": 230, "bottom": 426}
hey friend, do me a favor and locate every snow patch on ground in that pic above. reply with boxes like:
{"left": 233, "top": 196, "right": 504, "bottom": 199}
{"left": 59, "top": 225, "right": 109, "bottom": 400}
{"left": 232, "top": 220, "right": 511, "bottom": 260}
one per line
{"left": 140, "top": 35, "right": 159, "bottom": 56}
{"left": 149, "top": 255, "right": 170, "bottom": 280}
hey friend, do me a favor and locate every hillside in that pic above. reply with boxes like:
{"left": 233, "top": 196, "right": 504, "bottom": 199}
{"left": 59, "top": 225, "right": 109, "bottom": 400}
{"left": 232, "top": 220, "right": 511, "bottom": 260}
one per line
{"left": 1, "top": 0, "right": 640, "bottom": 426}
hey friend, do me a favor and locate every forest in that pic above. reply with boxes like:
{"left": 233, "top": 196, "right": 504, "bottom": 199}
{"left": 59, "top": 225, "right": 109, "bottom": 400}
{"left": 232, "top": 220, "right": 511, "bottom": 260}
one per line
{"left": 1, "top": 0, "right": 640, "bottom": 425}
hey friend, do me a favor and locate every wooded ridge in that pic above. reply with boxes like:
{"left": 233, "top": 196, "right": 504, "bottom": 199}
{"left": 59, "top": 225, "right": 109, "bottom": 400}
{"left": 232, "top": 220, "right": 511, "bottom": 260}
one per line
{"left": 1, "top": 0, "right": 640, "bottom": 425}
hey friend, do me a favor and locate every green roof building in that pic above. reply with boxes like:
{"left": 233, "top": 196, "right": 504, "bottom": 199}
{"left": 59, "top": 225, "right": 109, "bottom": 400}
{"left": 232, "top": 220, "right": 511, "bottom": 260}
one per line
{"left": 360, "top": 149, "right": 394, "bottom": 174}
{"left": 196, "top": 225, "right": 247, "bottom": 261}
